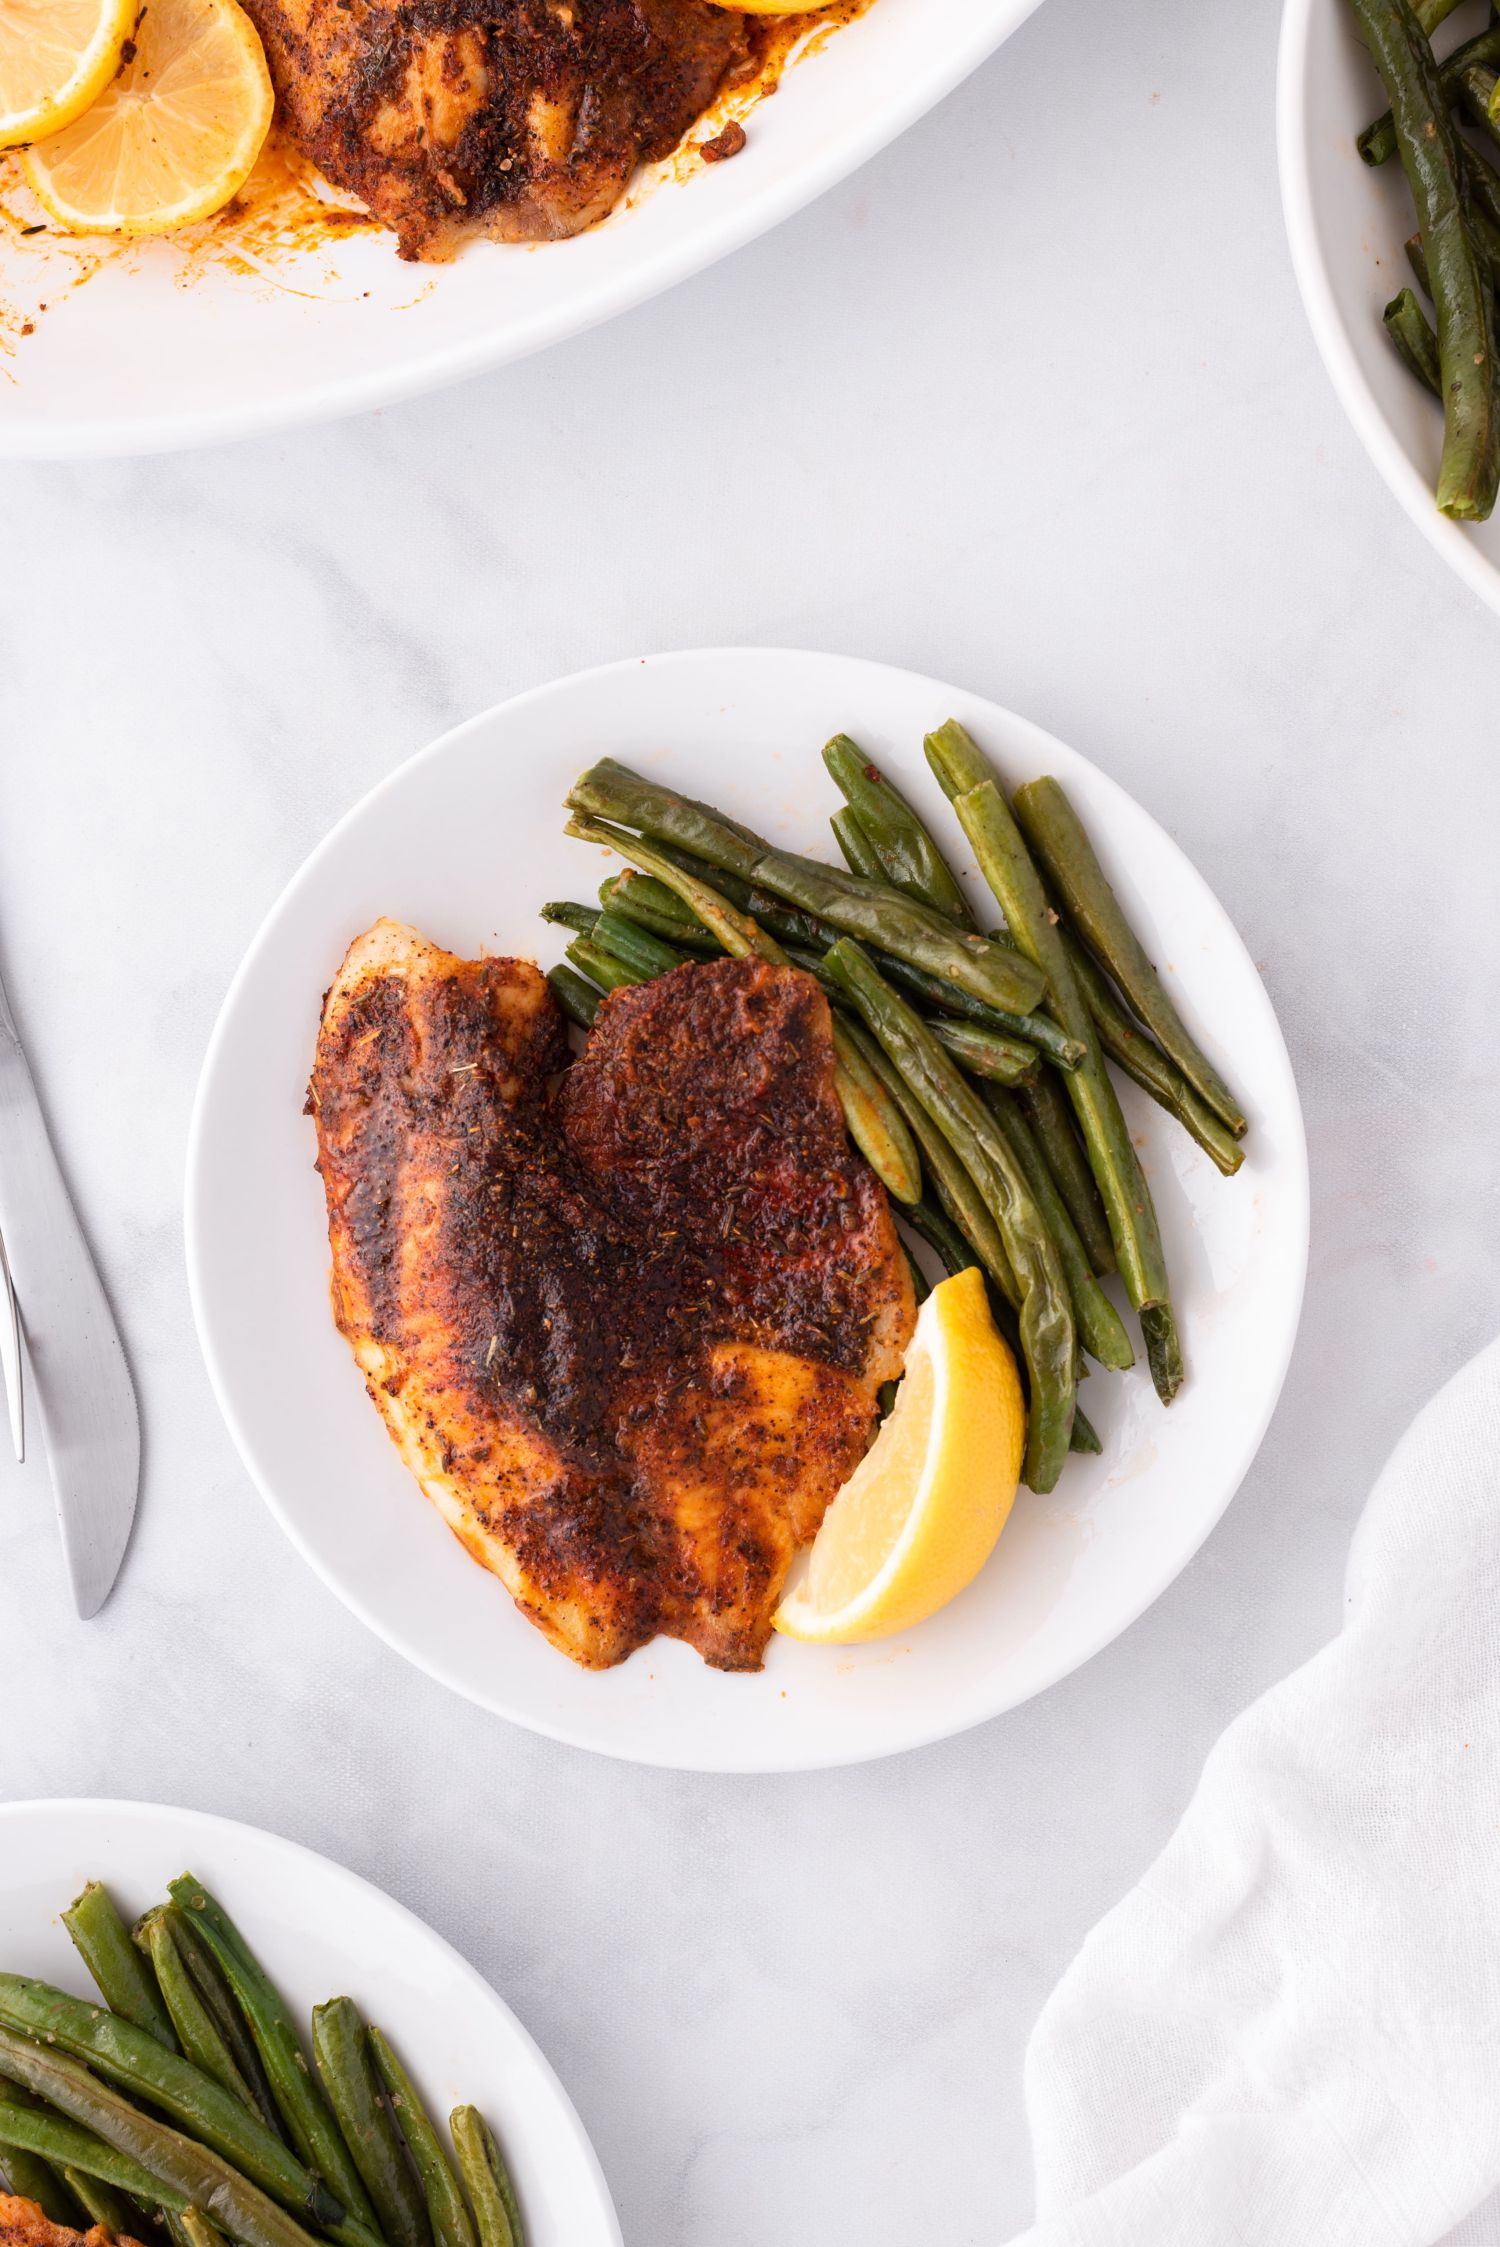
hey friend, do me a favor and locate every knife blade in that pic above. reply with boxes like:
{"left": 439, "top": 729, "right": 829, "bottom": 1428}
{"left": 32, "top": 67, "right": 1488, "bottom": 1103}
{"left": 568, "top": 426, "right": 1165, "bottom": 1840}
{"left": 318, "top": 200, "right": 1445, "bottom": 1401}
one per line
{"left": 0, "top": 964, "right": 139, "bottom": 1615}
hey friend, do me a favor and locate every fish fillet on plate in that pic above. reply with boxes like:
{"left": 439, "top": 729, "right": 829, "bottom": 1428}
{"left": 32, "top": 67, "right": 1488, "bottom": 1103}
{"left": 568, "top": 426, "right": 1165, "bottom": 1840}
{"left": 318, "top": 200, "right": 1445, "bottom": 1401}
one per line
{"left": 242, "top": 0, "right": 754, "bottom": 259}
{"left": 309, "top": 923, "right": 914, "bottom": 1670}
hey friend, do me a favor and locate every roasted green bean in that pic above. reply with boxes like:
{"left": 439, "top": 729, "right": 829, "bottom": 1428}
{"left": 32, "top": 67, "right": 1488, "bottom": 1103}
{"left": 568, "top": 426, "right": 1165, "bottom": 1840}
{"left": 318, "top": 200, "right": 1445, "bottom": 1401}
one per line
{"left": 166, "top": 1925, "right": 287, "bottom": 2152}
{"left": 927, "top": 1017, "right": 1039, "bottom": 1086}
{"left": 163, "top": 1882, "right": 380, "bottom": 2240}
{"left": 983, "top": 1089, "right": 1134, "bottom": 1371}
{"left": 1062, "top": 934, "right": 1245, "bottom": 1178}
{"left": 0, "top": 2029, "right": 323, "bottom": 2247}
{"left": 1011, "top": 776, "right": 1246, "bottom": 1135}
{"left": 837, "top": 1019, "right": 1018, "bottom": 1310}
{"left": 310, "top": 2005, "right": 427, "bottom": 2247}
{"left": 822, "top": 737, "right": 977, "bottom": 927}
{"left": 1358, "top": 17, "right": 1500, "bottom": 161}
{"left": 1069, "top": 1406, "right": 1103, "bottom": 1455}
{"left": 946, "top": 778, "right": 1183, "bottom": 1405}
{"left": 448, "top": 2114, "right": 520, "bottom": 2247}
{"left": 825, "top": 939, "right": 1076, "bottom": 1490}
{"left": 642, "top": 834, "right": 1085, "bottom": 1070}
{"left": 1346, "top": 0, "right": 1499, "bottom": 520}
{"left": 63, "top": 2165, "right": 146, "bottom": 2236}
{"left": 365, "top": 2035, "right": 474, "bottom": 2247}
{"left": 0, "top": 2102, "right": 174, "bottom": 2215}
{"left": 598, "top": 874, "right": 718, "bottom": 950}
{"left": 1012, "top": 1072, "right": 1116, "bottom": 1276}
{"left": 0, "top": 2078, "right": 91, "bottom": 2227}
{"left": 63, "top": 1887, "right": 177, "bottom": 2052}
{"left": 588, "top": 910, "right": 688, "bottom": 981}
{"left": 563, "top": 939, "right": 637, "bottom": 995}
{"left": 922, "top": 718, "right": 995, "bottom": 803}
{"left": 0, "top": 1979, "right": 342, "bottom": 2237}
{"left": 544, "top": 965, "right": 602, "bottom": 1031}
{"left": 178, "top": 2208, "right": 232, "bottom": 2247}
{"left": 536, "top": 903, "right": 598, "bottom": 939}
{"left": 898, "top": 1194, "right": 1100, "bottom": 1456}
{"left": 829, "top": 1016, "right": 925, "bottom": 1205}
{"left": 1457, "top": 58, "right": 1500, "bottom": 147}
{"left": 828, "top": 805, "right": 884, "bottom": 882}
{"left": 565, "top": 761, "right": 1047, "bottom": 1015}
{"left": 134, "top": 1913, "right": 260, "bottom": 2125}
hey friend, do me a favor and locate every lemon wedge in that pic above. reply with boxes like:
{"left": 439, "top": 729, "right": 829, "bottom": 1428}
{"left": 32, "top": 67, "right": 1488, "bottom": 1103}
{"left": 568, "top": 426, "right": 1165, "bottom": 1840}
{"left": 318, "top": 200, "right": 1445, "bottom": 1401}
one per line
{"left": 0, "top": 0, "right": 134, "bottom": 149}
{"left": 22, "top": 0, "right": 272, "bottom": 237}
{"left": 774, "top": 1267, "right": 1025, "bottom": 1645}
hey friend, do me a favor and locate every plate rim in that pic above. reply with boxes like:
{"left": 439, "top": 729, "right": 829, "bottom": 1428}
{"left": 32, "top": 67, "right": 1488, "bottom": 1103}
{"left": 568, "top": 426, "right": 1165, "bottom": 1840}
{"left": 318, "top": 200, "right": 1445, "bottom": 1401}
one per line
{"left": 0, "top": 0, "right": 1044, "bottom": 461}
{"left": 185, "top": 645, "right": 1310, "bottom": 1772}
{"left": 0, "top": 1795, "right": 623, "bottom": 2247}
{"left": 1276, "top": 0, "right": 1500, "bottom": 618}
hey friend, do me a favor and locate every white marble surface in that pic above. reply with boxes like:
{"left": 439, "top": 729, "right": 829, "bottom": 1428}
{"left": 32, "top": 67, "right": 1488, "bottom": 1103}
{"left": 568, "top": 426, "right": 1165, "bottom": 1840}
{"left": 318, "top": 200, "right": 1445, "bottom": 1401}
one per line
{"left": 2, "top": 0, "right": 1499, "bottom": 2239}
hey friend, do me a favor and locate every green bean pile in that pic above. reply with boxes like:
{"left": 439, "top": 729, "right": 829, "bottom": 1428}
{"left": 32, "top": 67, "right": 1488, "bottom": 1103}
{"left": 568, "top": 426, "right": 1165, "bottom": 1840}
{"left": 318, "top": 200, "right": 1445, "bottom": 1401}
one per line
{"left": 0, "top": 1880, "right": 524, "bottom": 2247}
{"left": 1351, "top": 0, "right": 1500, "bottom": 519}
{"left": 544, "top": 724, "right": 1248, "bottom": 1494}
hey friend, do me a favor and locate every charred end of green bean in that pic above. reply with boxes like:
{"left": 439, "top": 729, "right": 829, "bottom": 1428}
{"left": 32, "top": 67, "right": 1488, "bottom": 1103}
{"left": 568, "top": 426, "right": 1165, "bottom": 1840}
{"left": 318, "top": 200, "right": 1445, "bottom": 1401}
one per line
{"left": 1385, "top": 284, "right": 1443, "bottom": 394}
{"left": 544, "top": 966, "right": 602, "bottom": 1032}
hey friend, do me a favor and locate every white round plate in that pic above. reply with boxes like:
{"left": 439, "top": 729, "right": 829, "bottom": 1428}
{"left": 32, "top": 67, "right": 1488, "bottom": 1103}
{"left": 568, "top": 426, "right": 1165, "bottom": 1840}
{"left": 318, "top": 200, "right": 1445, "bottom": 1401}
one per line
{"left": 0, "top": 0, "right": 1043, "bottom": 460}
{"left": 1279, "top": 0, "right": 1500, "bottom": 614}
{"left": 186, "top": 648, "right": 1308, "bottom": 1773}
{"left": 0, "top": 1799, "right": 620, "bottom": 2247}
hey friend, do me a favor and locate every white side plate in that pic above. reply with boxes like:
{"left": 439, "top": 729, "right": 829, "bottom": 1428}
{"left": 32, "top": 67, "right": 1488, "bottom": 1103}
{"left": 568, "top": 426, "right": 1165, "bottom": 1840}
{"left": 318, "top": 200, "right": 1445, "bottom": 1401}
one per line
{"left": 186, "top": 648, "right": 1308, "bottom": 1773}
{"left": 0, "top": 1798, "right": 621, "bottom": 2247}
{"left": 0, "top": 0, "right": 1043, "bottom": 459}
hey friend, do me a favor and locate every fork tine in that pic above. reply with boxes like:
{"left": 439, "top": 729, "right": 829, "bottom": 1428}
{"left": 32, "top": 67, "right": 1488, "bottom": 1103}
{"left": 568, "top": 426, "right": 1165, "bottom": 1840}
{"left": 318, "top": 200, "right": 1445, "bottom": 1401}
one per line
{"left": 0, "top": 1227, "right": 23, "bottom": 1464}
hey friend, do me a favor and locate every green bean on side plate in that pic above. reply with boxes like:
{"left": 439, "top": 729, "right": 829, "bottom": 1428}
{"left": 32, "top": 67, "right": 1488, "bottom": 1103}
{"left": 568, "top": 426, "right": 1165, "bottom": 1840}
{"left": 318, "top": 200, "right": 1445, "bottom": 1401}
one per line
{"left": 134, "top": 1911, "right": 264, "bottom": 2129}
{"left": 0, "top": 1876, "right": 532, "bottom": 2247}
{"left": 163, "top": 1879, "right": 380, "bottom": 2240}
{"left": 365, "top": 2034, "right": 474, "bottom": 2247}
{"left": 0, "top": 2026, "right": 319, "bottom": 2247}
{"left": 63, "top": 1887, "right": 178, "bottom": 2055}
{"left": 0, "top": 1975, "right": 345, "bottom": 2236}
{"left": 448, "top": 2112, "right": 521, "bottom": 2247}
{"left": 310, "top": 2004, "right": 429, "bottom": 2247}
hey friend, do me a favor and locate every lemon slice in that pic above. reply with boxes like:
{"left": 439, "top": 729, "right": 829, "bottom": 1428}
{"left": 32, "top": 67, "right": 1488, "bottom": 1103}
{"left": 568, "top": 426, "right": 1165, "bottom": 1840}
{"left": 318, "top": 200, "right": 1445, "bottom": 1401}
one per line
{"left": 0, "top": 0, "right": 134, "bottom": 149}
{"left": 774, "top": 1267, "right": 1026, "bottom": 1645}
{"left": 22, "top": 0, "right": 273, "bottom": 237}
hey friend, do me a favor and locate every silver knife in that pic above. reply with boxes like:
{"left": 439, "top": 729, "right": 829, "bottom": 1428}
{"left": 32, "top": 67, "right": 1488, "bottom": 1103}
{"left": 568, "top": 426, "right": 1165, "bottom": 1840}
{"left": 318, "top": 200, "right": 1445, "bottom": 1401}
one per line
{"left": 0, "top": 962, "right": 139, "bottom": 1615}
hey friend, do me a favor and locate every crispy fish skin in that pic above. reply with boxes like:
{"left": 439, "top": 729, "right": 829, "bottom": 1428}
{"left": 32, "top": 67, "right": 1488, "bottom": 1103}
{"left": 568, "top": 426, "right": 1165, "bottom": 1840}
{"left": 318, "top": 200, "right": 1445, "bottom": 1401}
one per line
{"left": 310, "top": 925, "right": 914, "bottom": 1670}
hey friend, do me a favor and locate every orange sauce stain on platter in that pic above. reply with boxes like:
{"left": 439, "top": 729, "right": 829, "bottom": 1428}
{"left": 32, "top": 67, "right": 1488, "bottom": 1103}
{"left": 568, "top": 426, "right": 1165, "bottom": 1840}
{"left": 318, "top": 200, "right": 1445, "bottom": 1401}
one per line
{"left": 0, "top": 0, "right": 873, "bottom": 350}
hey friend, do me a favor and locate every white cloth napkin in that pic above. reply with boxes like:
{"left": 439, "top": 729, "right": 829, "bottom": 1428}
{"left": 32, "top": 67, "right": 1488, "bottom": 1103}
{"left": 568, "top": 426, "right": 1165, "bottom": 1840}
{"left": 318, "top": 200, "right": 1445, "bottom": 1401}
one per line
{"left": 1004, "top": 1334, "right": 1500, "bottom": 2247}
